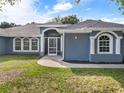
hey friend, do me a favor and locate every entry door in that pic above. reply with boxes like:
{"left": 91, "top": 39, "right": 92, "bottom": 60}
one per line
{"left": 48, "top": 38, "right": 57, "bottom": 56}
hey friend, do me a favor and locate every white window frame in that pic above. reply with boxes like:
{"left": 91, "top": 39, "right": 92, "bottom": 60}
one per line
{"left": 13, "top": 37, "right": 39, "bottom": 52}
{"left": 97, "top": 33, "right": 113, "bottom": 54}
{"left": 23, "top": 38, "right": 30, "bottom": 51}
{"left": 13, "top": 38, "right": 22, "bottom": 52}
{"left": 31, "top": 38, "right": 39, "bottom": 52}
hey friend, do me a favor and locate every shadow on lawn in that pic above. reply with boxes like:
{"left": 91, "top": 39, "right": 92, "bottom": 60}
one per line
{"left": 71, "top": 68, "right": 124, "bottom": 88}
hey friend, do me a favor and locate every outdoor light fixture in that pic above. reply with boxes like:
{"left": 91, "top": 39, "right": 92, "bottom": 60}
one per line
{"left": 75, "top": 36, "right": 78, "bottom": 39}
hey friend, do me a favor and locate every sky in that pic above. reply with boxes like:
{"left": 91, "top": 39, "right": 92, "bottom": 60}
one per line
{"left": 0, "top": 0, "right": 124, "bottom": 25}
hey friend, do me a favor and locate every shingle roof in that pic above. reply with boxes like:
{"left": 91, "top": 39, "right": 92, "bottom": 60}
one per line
{"left": 63, "top": 20, "right": 124, "bottom": 29}
{"left": 40, "top": 22, "right": 62, "bottom": 25}
{"left": 0, "top": 20, "right": 124, "bottom": 37}
{"left": 0, "top": 23, "right": 40, "bottom": 37}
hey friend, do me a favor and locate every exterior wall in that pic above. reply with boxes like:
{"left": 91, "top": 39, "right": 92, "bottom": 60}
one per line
{"left": 0, "top": 29, "right": 123, "bottom": 63}
{"left": 90, "top": 31, "right": 123, "bottom": 63}
{"left": 0, "top": 37, "right": 40, "bottom": 55}
{"left": 121, "top": 33, "right": 124, "bottom": 61}
{"left": 0, "top": 37, "right": 7, "bottom": 55}
{"left": 12, "top": 37, "right": 40, "bottom": 55}
{"left": 90, "top": 54, "right": 122, "bottom": 63}
{"left": 64, "top": 33, "right": 90, "bottom": 61}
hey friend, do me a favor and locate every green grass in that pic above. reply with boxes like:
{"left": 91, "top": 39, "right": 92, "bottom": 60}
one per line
{"left": 0, "top": 55, "right": 124, "bottom": 93}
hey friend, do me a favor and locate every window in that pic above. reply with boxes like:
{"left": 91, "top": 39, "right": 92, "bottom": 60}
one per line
{"left": 98, "top": 34, "right": 113, "bottom": 54}
{"left": 31, "top": 38, "right": 38, "bottom": 50}
{"left": 15, "top": 38, "right": 21, "bottom": 50}
{"left": 13, "top": 37, "right": 39, "bottom": 52}
{"left": 23, "top": 38, "right": 30, "bottom": 50}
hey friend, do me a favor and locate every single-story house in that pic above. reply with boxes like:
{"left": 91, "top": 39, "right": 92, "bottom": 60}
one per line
{"left": 0, "top": 20, "right": 124, "bottom": 63}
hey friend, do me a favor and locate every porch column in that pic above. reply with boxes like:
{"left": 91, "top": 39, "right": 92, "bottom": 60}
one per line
{"left": 116, "top": 37, "right": 122, "bottom": 54}
{"left": 61, "top": 35, "right": 63, "bottom": 52}
{"left": 90, "top": 37, "right": 95, "bottom": 54}
{"left": 62, "top": 32, "right": 65, "bottom": 60}
{"left": 40, "top": 33, "right": 44, "bottom": 56}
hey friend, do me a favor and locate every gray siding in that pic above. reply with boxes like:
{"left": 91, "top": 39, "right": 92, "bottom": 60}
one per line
{"left": 64, "top": 33, "right": 90, "bottom": 61}
{"left": 0, "top": 37, "right": 40, "bottom": 55}
{"left": 90, "top": 54, "right": 122, "bottom": 63}
{"left": 6, "top": 37, "right": 13, "bottom": 53}
{"left": 121, "top": 34, "right": 124, "bottom": 61}
{"left": 90, "top": 31, "right": 123, "bottom": 63}
{"left": 0, "top": 37, "right": 7, "bottom": 55}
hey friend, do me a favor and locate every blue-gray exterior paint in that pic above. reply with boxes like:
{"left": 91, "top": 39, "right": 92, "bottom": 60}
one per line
{"left": 0, "top": 37, "right": 7, "bottom": 55}
{"left": 90, "top": 31, "right": 123, "bottom": 63}
{"left": 0, "top": 29, "right": 123, "bottom": 63}
{"left": 64, "top": 33, "right": 90, "bottom": 61}
{"left": 0, "top": 37, "right": 40, "bottom": 55}
{"left": 90, "top": 54, "right": 122, "bottom": 63}
{"left": 122, "top": 33, "right": 124, "bottom": 61}
{"left": 63, "top": 31, "right": 123, "bottom": 63}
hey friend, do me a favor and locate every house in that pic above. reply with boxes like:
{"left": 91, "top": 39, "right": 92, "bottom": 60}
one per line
{"left": 0, "top": 20, "right": 124, "bottom": 63}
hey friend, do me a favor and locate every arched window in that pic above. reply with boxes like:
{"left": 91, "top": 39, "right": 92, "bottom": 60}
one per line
{"left": 23, "top": 38, "right": 30, "bottom": 50}
{"left": 31, "top": 38, "right": 39, "bottom": 51}
{"left": 15, "top": 38, "right": 21, "bottom": 50}
{"left": 98, "top": 34, "right": 113, "bottom": 54}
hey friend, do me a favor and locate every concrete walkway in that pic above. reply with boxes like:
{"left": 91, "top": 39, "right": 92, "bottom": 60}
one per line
{"left": 37, "top": 56, "right": 124, "bottom": 68}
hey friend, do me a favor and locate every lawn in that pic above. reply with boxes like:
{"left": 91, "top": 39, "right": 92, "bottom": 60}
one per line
{"left": 0, "top": 55, "right": 124, "bottom": 93}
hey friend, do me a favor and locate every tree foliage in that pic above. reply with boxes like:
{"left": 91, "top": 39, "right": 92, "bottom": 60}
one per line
{"left": 75, "top": 0, "right": 80, "bottom": 4}
{"left": 53, "top": 15, "right": 80, "bottom": 24}
{"left": 112, "top": 0, "right": 124, "bottom": 14}
{"left": 0, "top": 0, "right": 18, "bottom": 10}
{"left": 0, "top": 21, "right": 17, "bottom": 29}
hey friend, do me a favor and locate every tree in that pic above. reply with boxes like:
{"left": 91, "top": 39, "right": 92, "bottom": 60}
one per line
{"left": 52, "top": 16, "right": 61, "bottom": 23}
{"left": 112, "top": 0, "right": 124, "bottom": 14}
{"left": 0, "top": 0, "right": 18, "bottom": 10}
{"left": 0, "top": 21, "right": 17, "bottom": 29}
{"left": 75, "top": 0, "right": 80, "bottom": 4}
{"left": 53, "top": 15, "right": 80, "bottom": 24}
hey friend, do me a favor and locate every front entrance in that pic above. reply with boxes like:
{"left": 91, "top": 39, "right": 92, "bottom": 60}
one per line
{"left": 48, "top": 37, "right": 57, "bottom": 56}
{"left": 43, "top": 29, "right": 61, "bottom": 56}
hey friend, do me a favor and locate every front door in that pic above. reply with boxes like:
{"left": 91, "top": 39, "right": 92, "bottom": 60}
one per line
{"left": 48, "top": 37, "right": 57, "bottom": 56}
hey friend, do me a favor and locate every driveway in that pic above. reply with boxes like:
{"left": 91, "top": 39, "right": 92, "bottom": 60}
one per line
{"left": 37, "top": 56, "right": 124, "bottom": 68}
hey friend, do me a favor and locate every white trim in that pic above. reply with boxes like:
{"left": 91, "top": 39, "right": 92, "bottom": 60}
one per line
{"left": 97, "top": 33, "right": 113, "bottom": 54}
{"left": 62, "top": 32, "right": 65, "bottom": 60}
{"left": 40, "top": 34, "right": 44, "bottom": 54}
{"left": 94, "top": 31, "right": 121, "bottom": 39}
{"left": 31, "top": 38, "right": 40, "bottom": 51}
{"left": 61, "top": 35, "right": 63, "bottom": 52}
{"left": 116, "top": 38, "right": 121, "bottom": 54}
{"left": 48, "top": 37, "right": 58, "bottom": 56}
{"left": 22, "top": 38, "right": 30, "bottom": 51}
{"left": 88, "top": 27, "right": 124, "bottom": 31}
{"left": 37, "top": 25, "right": 68, "bottom": 28}
{"left": 13, "top": 37, "right": 22, "bottom": 52}
{"left": 44, "top": 37, "right": 60, "bottom": 39}
{"left": 42, "top": 28, "right": 60, "bottom": 34}
{"left": 41, "top": 28, "right": 62, "bottom": 56}
{"left": 90, "top": 37, "right": 95, "bottom": 54}
{"left": 13, "top": 37, "right": 39, "bottom": 52}
{"left": 61, "top": 29, "right": 92, "bottom": 33}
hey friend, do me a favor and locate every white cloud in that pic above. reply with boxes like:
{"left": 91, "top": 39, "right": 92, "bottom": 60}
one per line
{"left": 53, "top": 2, "right": 73, "bottom": 12}
{"left": 0, "top": 0, "right": 73, "bottom": 24}
{"left": 102, "top": 17, "right": 124, "bottom": 24}
{"left": 0, "top": 0, "right": 52, "bottom": 24}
